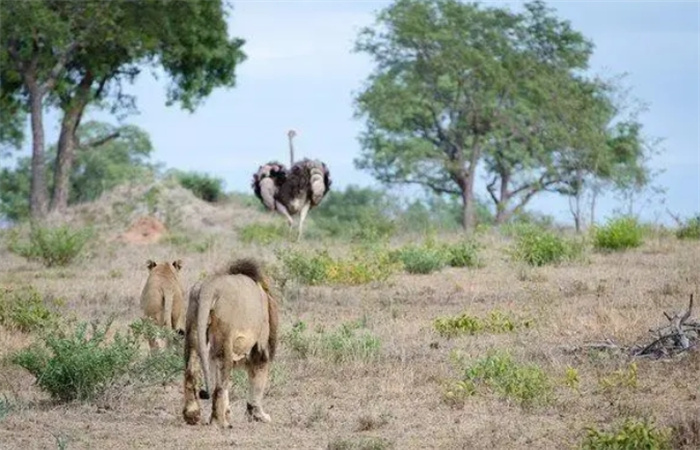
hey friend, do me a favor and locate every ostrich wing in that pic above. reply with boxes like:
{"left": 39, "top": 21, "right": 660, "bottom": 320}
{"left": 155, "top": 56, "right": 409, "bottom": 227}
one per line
{"left": 252, "top": 162, "right": 288, "bottom": 211}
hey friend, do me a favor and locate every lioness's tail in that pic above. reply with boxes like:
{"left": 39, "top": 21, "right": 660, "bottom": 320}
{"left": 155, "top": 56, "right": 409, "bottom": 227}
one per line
{"left": 226, "top": 258, "right": 278, "bottom": 360}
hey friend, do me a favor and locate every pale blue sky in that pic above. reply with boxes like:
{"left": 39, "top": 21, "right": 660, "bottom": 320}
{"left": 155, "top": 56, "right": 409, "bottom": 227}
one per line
{"left": 14, "top": 1, "right": 700, "bottom": 225}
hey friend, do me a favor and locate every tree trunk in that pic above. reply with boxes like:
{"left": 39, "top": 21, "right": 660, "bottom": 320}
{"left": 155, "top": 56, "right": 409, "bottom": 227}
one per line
{"left": 459, "top": 171, "right": 477, "bottom": 234}
{"left": 51, "top": 72, "right": 93, "bottom": 213}
{"left": 50, "top": 113, "right": 79, "bottom": 212}
{"left": 27, "top": 81, "right": 48, "bottom": 220}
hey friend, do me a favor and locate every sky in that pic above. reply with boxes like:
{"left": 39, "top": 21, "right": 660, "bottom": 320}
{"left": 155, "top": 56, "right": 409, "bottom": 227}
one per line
{"left": 10, "top": 0, "right": 700, "bottom": 226}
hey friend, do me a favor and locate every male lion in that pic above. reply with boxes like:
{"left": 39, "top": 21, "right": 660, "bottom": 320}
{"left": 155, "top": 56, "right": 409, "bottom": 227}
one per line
{"left": 139, "top": 259, "right": 186, "bottom": 349}
{"left": 182, "top": 258, "right": 279, "bottom": 428}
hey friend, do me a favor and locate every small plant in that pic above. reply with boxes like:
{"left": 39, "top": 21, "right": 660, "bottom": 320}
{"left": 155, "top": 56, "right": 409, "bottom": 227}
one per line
{"left": 283, "top": 320, "right": 312, "bottom": 359}
{"left": 593, "top": 216, "right": 644, "bottom": 251}
{"left": 392, "top": 241, "right": 447, "bottom": 274}
{"left": 0, "top": 286, "right": 63, "bottom": 332}
{"left": 581, "top": 418, "right": 672, "bottom": 450}
{"left": 598, "top": 362, "right": 638, "bottom": 391}
{"left": 455, "top": 350, "right": 551, "bottom": 408}
{"left": 318, "top": 320, "right": 381, "bottom": 363}
{"left": 175, "top": 170, "right": 225, "bottom": 203}
{"left": 510, "top": 225, "right": 584, "bottom": 266}
{"left": 675, "top": 214, "right": 700, "bottom": 240}
{"left": 238, "top": 223, "right": 287, "bottom": 245}
{"left": 433, "top": 309, "right": 532, "bottom": 338}
{"left": 0, "top": 394, "right": 13, "bottom": 421}
{"left": 11, "top": 319, "right": 139, "bottom": 402}
{"left": 8, "top": 225, "right": 93, "bottom": 267}
{"left": 563, "top": 366, "right": 581, "bottom": 392}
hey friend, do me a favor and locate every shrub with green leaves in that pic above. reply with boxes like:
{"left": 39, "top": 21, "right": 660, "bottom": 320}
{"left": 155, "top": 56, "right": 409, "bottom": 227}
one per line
{"left": 443, "top": 239, "right": 482, "bottom": 268}
{"left": 175, "top": 170, "right": 225, "bottom": 203}
{"left": 12, "top": 320, "right": 139, "bottom": 402}
{"left": 593, "top": 216, "right": 644, "bottom": 251}
{"left": 510, "top": 225, "right": 584, "bottom": 266}
{"left": 7, "top": 225, "right": 92, "bottom": 267}
{"left": 449, "top": 351, "right": 551, "bottom": 408}
{"left": 0, "top": 286, "right": 63, "bottom": 332}
{"left": 276, "top": 247, "right": 399, "bottom": 286}
{"left": 581, "top": 418, "right": 672, "bottom": 450}
{"left": 434, "top": 309, "right": 532, "bottom": 338}
{"left": 392, "top": 243, "right": 447, "bottom": 274}
{"left": 238, "top": 223, "right": 288, "bottom": 245}
{"left": 675, "top": 214, "right": 700, "bottom": 240}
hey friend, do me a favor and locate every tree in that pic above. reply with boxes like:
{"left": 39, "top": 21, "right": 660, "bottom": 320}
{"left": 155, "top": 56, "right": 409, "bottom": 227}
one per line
{"left": 1, "top": 0, "right": 246, "bottom": 217}
{"left": 353, "top": 0, "right": 595, "bottom": 232}
{"left": 0, "top": 121, "right": 155, "bottom": 222}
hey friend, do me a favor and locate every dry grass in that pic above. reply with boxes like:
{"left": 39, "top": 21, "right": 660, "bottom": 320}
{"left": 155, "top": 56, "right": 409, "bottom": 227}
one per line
{"left": 1, "top": 190, "right": 699, "bottom": 449}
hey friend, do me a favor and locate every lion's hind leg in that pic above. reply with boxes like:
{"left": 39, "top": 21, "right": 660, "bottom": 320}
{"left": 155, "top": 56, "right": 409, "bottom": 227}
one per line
{"left": 245, "top": 361, "right": 271, "bottom": 423}
{"left": 182, "top": 337, "right": 202, "bottom": 425}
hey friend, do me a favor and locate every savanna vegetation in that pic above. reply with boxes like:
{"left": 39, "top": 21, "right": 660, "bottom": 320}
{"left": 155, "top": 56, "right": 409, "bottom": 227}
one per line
{"left": 1, "top": 0, "right": 698, "bottom": 449}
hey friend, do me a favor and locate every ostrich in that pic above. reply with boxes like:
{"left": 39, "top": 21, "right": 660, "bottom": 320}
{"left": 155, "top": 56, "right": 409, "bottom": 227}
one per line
{"left": 252, "top": 132, "right": 332, "bottom": 240}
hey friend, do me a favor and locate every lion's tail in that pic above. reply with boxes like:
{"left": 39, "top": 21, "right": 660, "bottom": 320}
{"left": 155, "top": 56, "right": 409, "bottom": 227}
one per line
{"left": 190, "top": 282, "right": 213, "bottom": 400}
{"left": 226, "top": 258, "right": 278, "bottom": 360}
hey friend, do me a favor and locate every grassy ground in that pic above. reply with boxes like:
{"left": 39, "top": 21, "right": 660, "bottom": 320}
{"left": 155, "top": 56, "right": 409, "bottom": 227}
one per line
{"left": 0, "top": 192, "right": 698, "bottom": 450}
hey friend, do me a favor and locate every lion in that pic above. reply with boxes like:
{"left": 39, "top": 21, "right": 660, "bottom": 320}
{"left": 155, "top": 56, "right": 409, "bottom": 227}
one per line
{"left": 139, "top": 259, "right": 186, "bottom": 349}
{"left": 182, "top": 258, "right": 279, "bottom": 428}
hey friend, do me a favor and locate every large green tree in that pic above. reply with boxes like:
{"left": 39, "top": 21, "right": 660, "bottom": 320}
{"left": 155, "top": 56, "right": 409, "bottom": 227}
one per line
{"left": 0, "top": 121, "right": 155, "bottom": 222}
{"left": 353, "top": 0, "right": 652, "bottom": 231}
{"left": 1, "top": 0, "right": 246, "bottom": 218}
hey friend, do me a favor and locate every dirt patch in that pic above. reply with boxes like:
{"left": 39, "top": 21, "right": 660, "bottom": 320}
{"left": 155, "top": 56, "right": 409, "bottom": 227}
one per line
{"left": 118, "top": 216, "right": 167, "bottom": 244}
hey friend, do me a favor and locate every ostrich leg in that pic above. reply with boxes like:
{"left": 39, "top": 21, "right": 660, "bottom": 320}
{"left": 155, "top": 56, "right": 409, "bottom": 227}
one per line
{"left": 275, "top": 201, "right": 297, "bottom": 240}
{"left": 297, "top": 203, "right": 311, "bottom": 241}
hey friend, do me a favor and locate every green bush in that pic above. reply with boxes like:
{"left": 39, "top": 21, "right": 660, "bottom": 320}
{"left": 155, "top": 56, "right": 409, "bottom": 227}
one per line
{"left": 238, "top": 223, "right": 288, "bottom": 245}
{"left": 12, "top": 320, "right": 138, "bottom": 402}
{"left": 434, "top": 309, "right": 532, "bottom": 338}
{"left": 443, "top": 240, "right": 482, "bottom": 268}
{"left": 393, "top": 243, "right": 447, "bottom": 274}
{"left": 175, "top": 170, "right": 225, "bottom": 203}
{"left": 449, "top": 351, "right": 551, "bottom": 408}
{"left": 276, "top": 247, "right": 399, "bottom": 286}
{"left": 581, "top": 418, "right": 671, "bottom": 450}
{"left": 0, "top": 286, "right": 63, "bottom": 332}
{"left": 510, "top": 225, "right": 584, "bottom": 266}
{"left": 676, "top": 214, "right": 700, "bottom": 240}
{"left": 7, "top": 225, "right": 92, "bottom": 267}
{"left": 593, "top": 216, "right": 644, "bottom": 251}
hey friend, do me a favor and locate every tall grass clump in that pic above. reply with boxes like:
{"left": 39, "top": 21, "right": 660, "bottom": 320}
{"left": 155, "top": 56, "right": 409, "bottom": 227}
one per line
{"left": 282, "top": 319, "right": 381, "bottom": 363}
{"left": 276, "top": 247, "right": 399, "bottom": 286}
{"left": 675, "top": 214, "right": 700, "bottom": 240}
{"left": 7, "top": 225, "right": 93, "bottom": 267}
{"left": 434, "top": 309, "right": 532, "bottom": 338}
{"left": 0, "top": 286, "right": 63, "bottom": 332}
{"left": 11, "top": 320, "right": 138, "bottom": 402}
{"left": 581, "top": 418, "right": 672, "bottom": 450}
{"left": 510, "top": 225, "right": 584, "bottom": 266}
{"left": 593, "top": 216, "right": 644, "bottom": 251}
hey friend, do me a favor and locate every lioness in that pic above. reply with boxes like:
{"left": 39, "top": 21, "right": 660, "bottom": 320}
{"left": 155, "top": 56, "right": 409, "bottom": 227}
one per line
{"left": 139, "top": 259, "right": 186, "bottom": 349}
{"left": 182, "top": 258, "right": 279, "bottom": 428}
